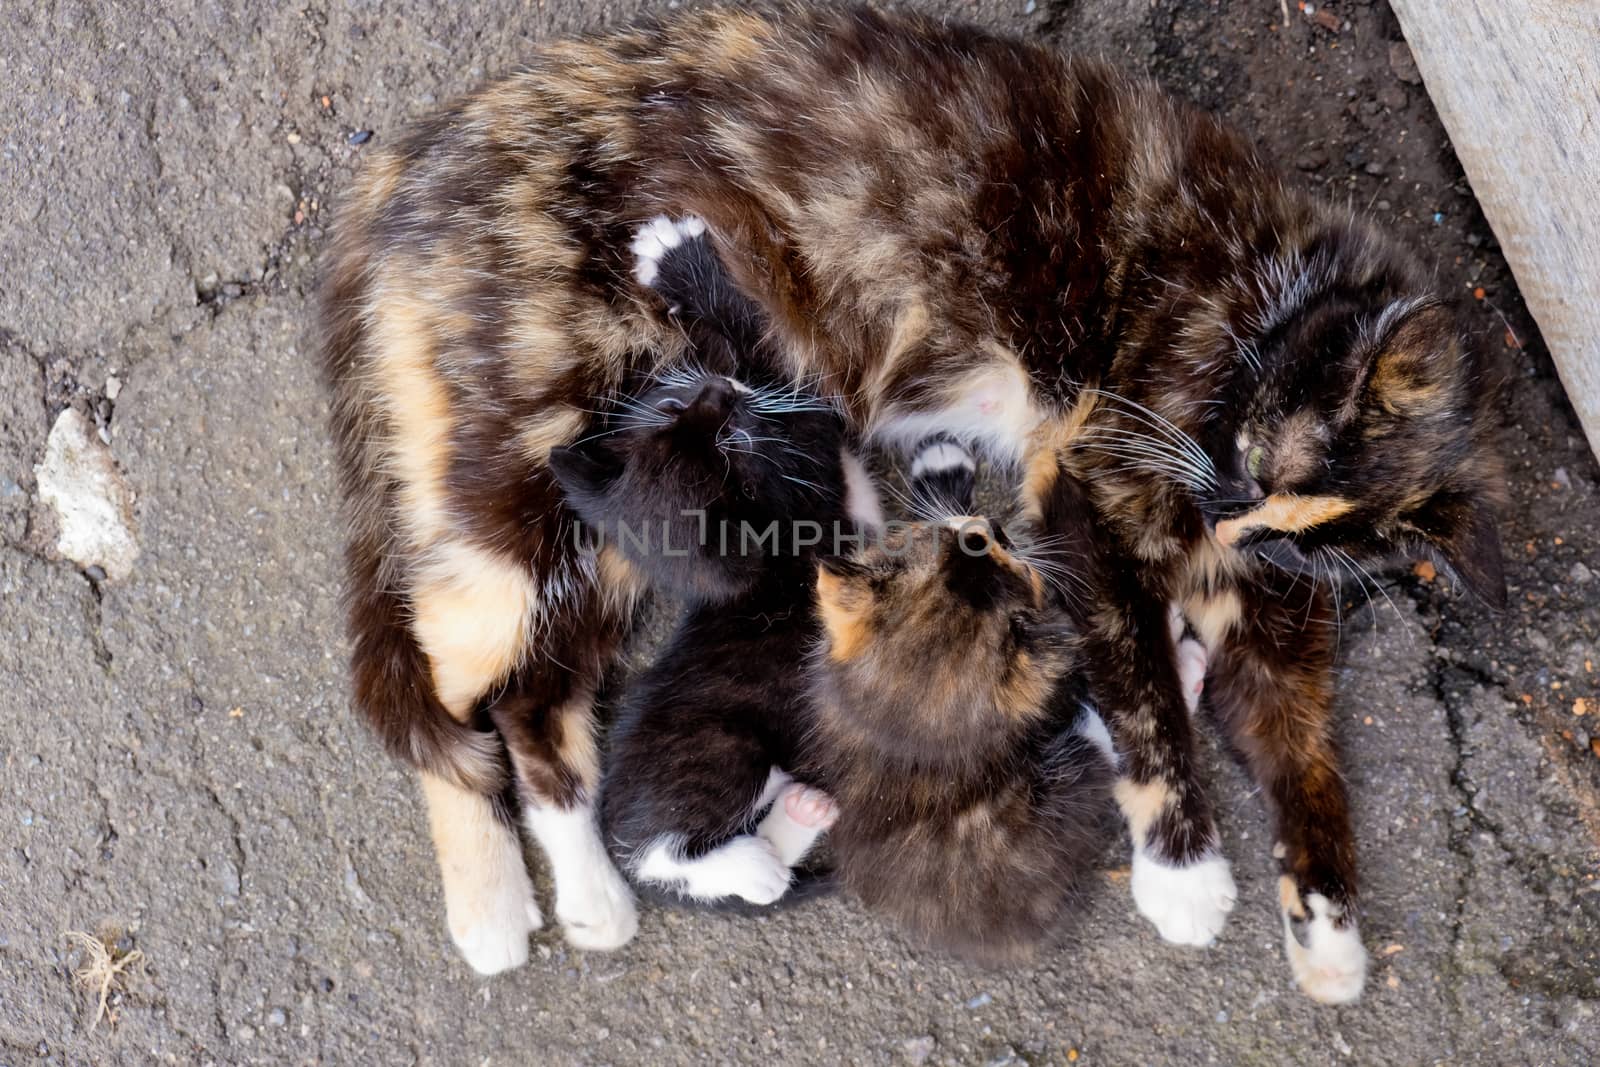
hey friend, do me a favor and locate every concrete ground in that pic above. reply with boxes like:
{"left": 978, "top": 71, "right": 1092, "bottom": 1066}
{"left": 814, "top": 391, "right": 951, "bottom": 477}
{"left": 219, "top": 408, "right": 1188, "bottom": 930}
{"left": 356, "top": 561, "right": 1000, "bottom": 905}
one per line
{"left": 2, "top": 1, "right": 1597, "bottom": 1063}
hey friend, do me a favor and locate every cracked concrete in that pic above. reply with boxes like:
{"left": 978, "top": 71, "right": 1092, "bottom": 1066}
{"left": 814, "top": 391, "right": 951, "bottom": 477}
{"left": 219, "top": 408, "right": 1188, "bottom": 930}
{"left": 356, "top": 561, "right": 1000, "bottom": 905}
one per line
{"left": 2, "top": 1, "right": 1597, "bottom": 1064}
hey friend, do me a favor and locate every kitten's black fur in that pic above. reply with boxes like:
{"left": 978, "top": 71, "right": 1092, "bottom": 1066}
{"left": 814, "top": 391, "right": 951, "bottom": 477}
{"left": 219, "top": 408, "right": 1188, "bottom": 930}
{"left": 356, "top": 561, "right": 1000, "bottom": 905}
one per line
{"left": 552, "top": 228, "right": 858, "bottom": 908}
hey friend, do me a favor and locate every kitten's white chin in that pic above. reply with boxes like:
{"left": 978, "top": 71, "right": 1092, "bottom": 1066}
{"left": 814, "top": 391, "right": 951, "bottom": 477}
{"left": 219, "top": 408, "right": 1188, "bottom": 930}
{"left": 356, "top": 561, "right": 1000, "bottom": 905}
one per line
{"left": 1130, "top": 847, "right": 1237, "bottom": 946}
{"left": 1284, "top": 892, "right": 1368, "bottom": 1004}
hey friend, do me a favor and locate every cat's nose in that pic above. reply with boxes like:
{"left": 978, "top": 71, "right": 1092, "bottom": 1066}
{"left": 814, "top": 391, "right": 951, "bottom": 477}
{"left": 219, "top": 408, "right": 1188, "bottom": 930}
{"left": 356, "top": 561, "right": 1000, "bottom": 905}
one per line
{"left": 686, "top": 376, "right": 739, "bottom": 420}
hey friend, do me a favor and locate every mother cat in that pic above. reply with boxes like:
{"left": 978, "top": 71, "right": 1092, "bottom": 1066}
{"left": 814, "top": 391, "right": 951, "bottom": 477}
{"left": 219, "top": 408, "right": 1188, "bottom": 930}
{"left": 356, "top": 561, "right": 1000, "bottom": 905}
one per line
{"left": 319, "top": 3, "right": 1503, "bottom": 1001}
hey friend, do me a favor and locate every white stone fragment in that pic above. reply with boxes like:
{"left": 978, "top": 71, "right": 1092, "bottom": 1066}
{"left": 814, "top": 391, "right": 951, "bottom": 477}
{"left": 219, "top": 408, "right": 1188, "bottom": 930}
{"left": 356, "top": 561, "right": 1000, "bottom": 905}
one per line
{"left": 34, "top": 408, "right": 139, "bottom": 580}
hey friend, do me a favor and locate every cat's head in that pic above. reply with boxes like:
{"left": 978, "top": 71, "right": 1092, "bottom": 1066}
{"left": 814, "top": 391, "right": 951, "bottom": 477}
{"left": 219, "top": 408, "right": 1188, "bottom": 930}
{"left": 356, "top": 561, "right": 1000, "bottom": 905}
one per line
{"left": 811, "top": 517, "right": 1071, "bottom": 763}
{"left": 1098, "top": 274, "right": 1506, "bottom": 606}
{"left": 1200, "top": 294, "right": 1506, "bottom": 605}
{"left": 550, "top": 368, "right": 848, "bottom": 601}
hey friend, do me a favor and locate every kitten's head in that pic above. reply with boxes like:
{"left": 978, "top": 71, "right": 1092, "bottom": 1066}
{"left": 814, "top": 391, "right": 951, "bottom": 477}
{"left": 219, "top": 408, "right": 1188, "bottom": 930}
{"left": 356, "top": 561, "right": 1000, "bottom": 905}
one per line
{"left": 1166, "top": 288, "right": 1506, "bottom": 605}
{"left": 550, "top": 369, "right": 848, "bottom": 601}
{"left": 811, "top": 517, "right": 1070, "bottom": 763}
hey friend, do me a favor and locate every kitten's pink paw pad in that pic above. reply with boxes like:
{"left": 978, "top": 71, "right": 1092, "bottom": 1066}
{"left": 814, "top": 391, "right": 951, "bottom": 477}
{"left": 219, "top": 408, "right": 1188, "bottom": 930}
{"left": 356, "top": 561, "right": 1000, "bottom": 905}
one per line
{"left": 781, "top": 784, "right": 838, "bottom": 830}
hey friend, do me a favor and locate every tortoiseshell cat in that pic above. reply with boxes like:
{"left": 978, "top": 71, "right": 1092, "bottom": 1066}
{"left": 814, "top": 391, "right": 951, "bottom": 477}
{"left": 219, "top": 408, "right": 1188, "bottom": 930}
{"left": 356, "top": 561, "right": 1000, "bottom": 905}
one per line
{"left": 320, "top": 4, "right": 1504, "bottom": 999}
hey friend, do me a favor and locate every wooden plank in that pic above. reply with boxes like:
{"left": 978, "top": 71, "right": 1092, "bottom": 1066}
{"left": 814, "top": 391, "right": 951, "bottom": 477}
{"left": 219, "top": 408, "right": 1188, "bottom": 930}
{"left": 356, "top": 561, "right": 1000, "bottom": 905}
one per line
{"left": 1388, "top": 1, "right": 1600, "bottom": 460}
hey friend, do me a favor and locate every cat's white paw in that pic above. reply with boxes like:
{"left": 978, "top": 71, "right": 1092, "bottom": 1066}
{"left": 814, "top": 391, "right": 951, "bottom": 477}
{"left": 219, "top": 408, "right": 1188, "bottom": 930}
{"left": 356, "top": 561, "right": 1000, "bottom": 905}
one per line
{"left": 1284, "top": 890, "right": 1368, "bottom": 1004}
{"left": 757, "top": 782, "right": 838, "bottom": 867}
{"left": 1130, "top": 848, "right": 1237, "bottom": 946}
{"left": 446, "top": 876, "right": 543, "bottom": 976}
{"left": 630, "top": 214, "right": 707, "bottom": 287}
{"left": 636, "top": 833, "right": 794, "bottom": 905}
{"left": 1167, "top": 600, "right": 1187, "bottom": 645}
{"left": 1176, "top": 637, "right": 1208, "bottom": 714}
{"left": 554, "top": 858, "right": 639, "bottom": 951}
{"left": 708, "top": 835, "right": 795, "bottom": 905}
{"left": 525, "top": 803, "right": 639, "bottom": 952}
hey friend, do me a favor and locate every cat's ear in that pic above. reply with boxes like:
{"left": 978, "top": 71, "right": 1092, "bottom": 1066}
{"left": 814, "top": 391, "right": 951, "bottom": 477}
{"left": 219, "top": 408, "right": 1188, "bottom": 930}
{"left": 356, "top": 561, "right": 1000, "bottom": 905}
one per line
{"left": 1402, "top": 488, "right": 1506, "bottom": 608}
{"left": 548, "top": 440, "right": 622, "bottom": 502}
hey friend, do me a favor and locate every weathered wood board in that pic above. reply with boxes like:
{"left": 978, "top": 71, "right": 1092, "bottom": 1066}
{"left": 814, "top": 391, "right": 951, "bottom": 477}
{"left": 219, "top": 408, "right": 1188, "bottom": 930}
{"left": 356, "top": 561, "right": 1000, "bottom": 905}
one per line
{"left": 1388, "top": 1, "right": 1600, "bottom": 460}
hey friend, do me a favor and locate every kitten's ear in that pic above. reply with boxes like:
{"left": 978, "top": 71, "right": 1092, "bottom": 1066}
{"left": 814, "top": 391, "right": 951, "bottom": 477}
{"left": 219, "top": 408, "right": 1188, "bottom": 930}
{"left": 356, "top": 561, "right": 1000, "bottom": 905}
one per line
{"left": 1403, "top": 489, "right": 1506, "bottom": 608}
{"left": 549, "top": 441, "right": 622, "bottom": 502}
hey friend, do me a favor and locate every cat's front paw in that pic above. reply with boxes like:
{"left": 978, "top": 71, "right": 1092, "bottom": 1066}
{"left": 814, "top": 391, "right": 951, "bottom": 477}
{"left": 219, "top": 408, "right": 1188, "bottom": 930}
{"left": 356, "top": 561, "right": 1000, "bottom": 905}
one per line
{"left": 554, "top": 857, "right": 639, "bottom": 951}
{"left": 630, "top": 214, "right": 707, "bottom": 288}
{"left": 1130, "top": 848, "right": 1237, "bottom": 946}
{"left": 1283, "top": 888, "right": 1368, "bottom": 1004}
{"left": 444, "top": 868, "right": 544, "bottom": 976}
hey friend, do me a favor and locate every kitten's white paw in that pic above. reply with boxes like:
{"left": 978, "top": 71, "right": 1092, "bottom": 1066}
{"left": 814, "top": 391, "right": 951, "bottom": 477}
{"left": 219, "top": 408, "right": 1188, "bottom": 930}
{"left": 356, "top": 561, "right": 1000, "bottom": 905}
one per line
{"left": 637, "top": 833, "right": 794, "bottom": 905}
{"left": 554, "top": 859, "right": 639, "bottom": 951}
{"left": 710, "top": 835, "right": 795, "bottom": 905}
{"left": 630, "top": 214, "right": 707, "bottom": 287}
{"left": 1130, "top": 848, "right": 1237, "bottom": 946}
{"left": 447, "top": 879, "right": 543, "bottom": 976}
{"left": 1284, "top": 891, "right": 1368, "bottom": 1004}
{"left": 1176, "top": 637, "right": 1208, "bottom": 714}
{"left": 756, "top": 782, "right": 838, "bottom": 867}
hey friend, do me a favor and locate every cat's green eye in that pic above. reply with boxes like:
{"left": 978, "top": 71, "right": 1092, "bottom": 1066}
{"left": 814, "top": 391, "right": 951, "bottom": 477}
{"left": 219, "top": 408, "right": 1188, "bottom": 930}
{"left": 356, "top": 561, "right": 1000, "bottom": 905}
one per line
{"left": 1246, "top": 445, "right": 1265, "bottom": 480}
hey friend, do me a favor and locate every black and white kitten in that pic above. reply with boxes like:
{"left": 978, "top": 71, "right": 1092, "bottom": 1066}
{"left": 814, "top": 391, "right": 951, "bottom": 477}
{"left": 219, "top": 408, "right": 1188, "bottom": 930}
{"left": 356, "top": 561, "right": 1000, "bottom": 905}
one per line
{"left": 551, "top": 219, "right": 872, "bottom": 905}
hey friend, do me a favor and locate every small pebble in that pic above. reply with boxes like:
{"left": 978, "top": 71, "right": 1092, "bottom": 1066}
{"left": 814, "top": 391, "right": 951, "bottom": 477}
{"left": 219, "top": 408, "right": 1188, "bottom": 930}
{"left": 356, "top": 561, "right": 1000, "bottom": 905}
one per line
{"left": 267, "top": 1008, "right": 287, "bottom": 1027}
{"left": 902, "top": 1036, "right": 936, "bottom": 1064}
{"left": 966, "top": 991, "right": 993, "bottom": 1009}
{"left": 348, "top": 129, "right": 373, "bottom": 145}
{"left": 85, "top": 564, "right": 106, "bottom": 582}
{"left": 1024, "top": 0, "right": 1037, "bottom": 12}
{"left": 1364, "top": 161, "right": 1385, "bottom": 176}
{"left": 286, "top": 132, "right": 301, "bottom": 145}
{"left": 1552, "top": 467, "right": 1572, "bottom": 490}
{"left": 1571, "top": 562, "right": 1592, "bottom": 584}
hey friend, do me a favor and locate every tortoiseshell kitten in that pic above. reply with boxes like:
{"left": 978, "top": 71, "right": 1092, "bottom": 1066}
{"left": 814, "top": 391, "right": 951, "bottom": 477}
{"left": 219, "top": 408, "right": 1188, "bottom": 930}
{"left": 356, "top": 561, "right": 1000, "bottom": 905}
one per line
{"left": 551, "top": 221, "right": 867, "bottom": 908}
{"left": 806, "top": 513, "right": 1113, "bottom": 963}
{"left": 321, "top": 4, "right": 1504, "bottom": 996}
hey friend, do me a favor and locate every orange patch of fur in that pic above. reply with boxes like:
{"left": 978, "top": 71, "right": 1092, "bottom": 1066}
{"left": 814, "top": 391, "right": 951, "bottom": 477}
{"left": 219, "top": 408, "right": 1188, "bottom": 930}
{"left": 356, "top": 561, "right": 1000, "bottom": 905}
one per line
{"left": 1113, "top": 776, "right": 1175, "bottom": 845}
{"left": 816, "top": 569, "right": 872, "bottom": 662}
{"left": 1214, "top": 493, "right": 1355, "bottom": 547}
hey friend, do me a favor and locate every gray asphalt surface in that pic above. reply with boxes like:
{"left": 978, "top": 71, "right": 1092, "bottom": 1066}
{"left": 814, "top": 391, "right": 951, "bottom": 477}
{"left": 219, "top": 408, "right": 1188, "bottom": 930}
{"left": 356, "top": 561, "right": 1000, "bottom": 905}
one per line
{"left": 2, "top": 2, "right": 1597, "bottom": 1064}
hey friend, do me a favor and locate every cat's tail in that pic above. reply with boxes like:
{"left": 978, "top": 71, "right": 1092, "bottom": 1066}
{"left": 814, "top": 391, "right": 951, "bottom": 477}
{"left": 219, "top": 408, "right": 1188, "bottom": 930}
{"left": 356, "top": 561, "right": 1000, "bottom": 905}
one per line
{"left": 319, "top": 192, "right": 508, "bottom": 798}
